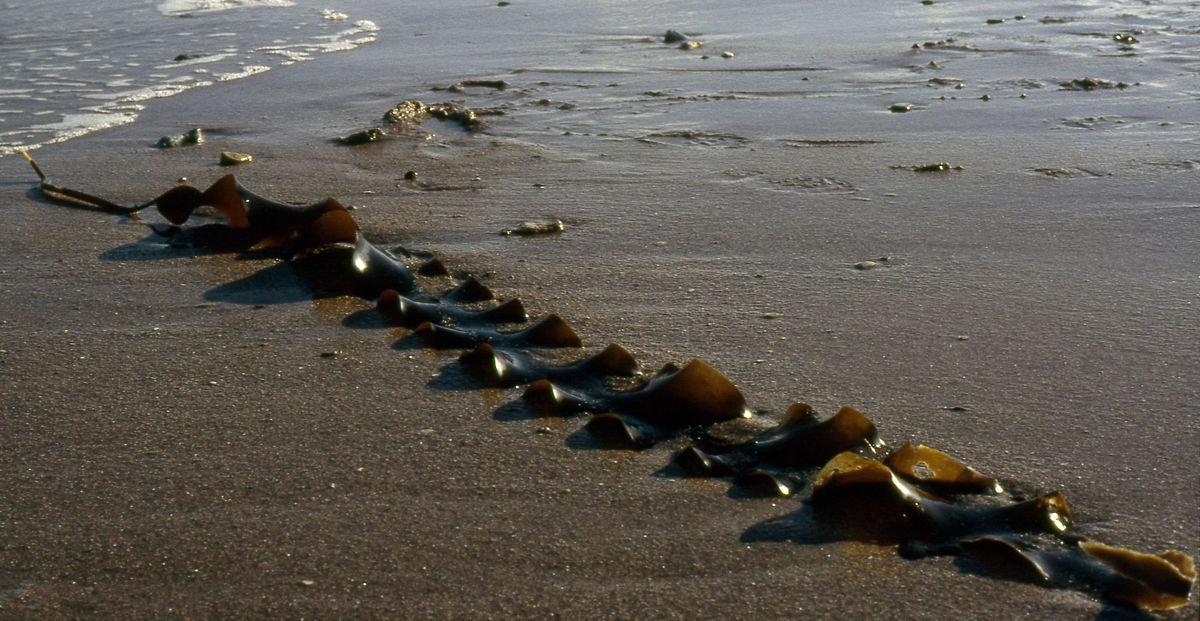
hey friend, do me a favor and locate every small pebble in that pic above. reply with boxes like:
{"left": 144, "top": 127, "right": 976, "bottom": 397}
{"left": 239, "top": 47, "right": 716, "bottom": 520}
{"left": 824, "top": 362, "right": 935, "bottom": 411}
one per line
{"left": 500, "top": 219, "right": 564, "bottom": 237}
{"left": 854, "top": 261, "right": 879, "bottom": 270}
{"left": 889, "top": 103, "right": 914, "bottom": 113}
{"left": 219, "top": 151, "right": 252, "bottom": 166}
{"left": 298, "top": 579, "right": 315, "bottom": 587}
{"left": 679, "top": 40, "right": 703, "bottom": 50}
{"left": 721, "top": 51, "right": 735, "bottom": 59}
{"left": 979, "top": 94, "right": 991, "bottom": 101}
{"left": 403, "top": 170, "right": 418, "bottom": 180}
{"left": 320, "top": 351, "right": 340, "bottom": 359}
{"left": 536, "top": 426, "right": 552, "bottom": 435}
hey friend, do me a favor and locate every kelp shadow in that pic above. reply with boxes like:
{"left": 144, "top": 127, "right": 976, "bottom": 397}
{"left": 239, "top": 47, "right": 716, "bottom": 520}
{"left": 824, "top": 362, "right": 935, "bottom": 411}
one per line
{"left": 426, "top": 361, "right": 478, "bottom": 392}
{"left": 99, "top": 226, "right": 290, "bottom": 263}
{"left": 391, "top": 332, "right": 430, "bottom": 352}
{"left": 565, "top": 425, "right": 631, "bottom": 452}
{"left": 203, "top": 261, "right": 312, "bottom": 306}
{"left": 99, "top": 231, "right": 199, "bottom": 262}
{"left": 740, "top": 502, "right": 874, "bottom": 547}
{"left": 342, "top": 307, "right": 392, "bottom": 330}
{"left": 492, "top": 399, "right": 540, "bottom": 422}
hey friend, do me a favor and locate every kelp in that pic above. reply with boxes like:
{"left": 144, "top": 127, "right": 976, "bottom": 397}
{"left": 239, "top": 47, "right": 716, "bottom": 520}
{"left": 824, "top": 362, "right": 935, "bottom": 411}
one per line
{"left": 20, "top": 153, "right": 1194, "bottom": 613}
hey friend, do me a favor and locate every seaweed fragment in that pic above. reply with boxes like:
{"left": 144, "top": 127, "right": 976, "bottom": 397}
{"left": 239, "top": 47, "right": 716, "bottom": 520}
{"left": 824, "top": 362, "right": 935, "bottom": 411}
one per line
{"left": 884, "top": 442, "right": 1002, "bottom": 494}
{"left": 810, "top": 452, "right": 1072, "bottom": 542}
{"left": 442, "top": 276, "right": 495, "bottom": 303}
{"left": 418, "top": 258, "right": 450, "bottom": 276}
{"left": 376, "top": 289, "right": 527, "bottom": 328}
{"left": 677, "top": 403, "right": 883, "bottom": 483}
{"left": 521, "top": 360, "right": 750, "bottom": 447}
{"left": 414, "top": 314, "right": 582, "bottom": 349}
{"left": 291, "top": 235, "right": 416, "bottom": 297}
{"left": 960, "top": 537, "right": 1196, "bottom": 612}
{"left": 458, "top": 342, "right": 638, "bottom": 389}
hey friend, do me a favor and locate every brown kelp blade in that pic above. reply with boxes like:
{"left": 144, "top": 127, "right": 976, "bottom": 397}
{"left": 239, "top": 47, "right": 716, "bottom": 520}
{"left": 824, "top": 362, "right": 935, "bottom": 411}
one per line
{"left": 580, "top": 343, "right": 639, "bottom": 377}
{"left": 585, "top": 413, "right": 646, "bottom": 447}
{"left": 458, "top": 343, "right": 508, "bottom": 385}
{"left": 298, "top": 198, "right": 358, "bottom": 245}
{"left": 1079, "top": 541, "right": 1197, "bottom": 611}
{"left": 517, "top": 314, "right": 582, "bottom": 348}
{"left": 377, "top": 289, "right": 442, "bottom": 327}
{"left": 152, "top": 185, "right": 205, "bottom": 225}
{"left": 884, "top": 442, "right": 1002, "bottom": 494}
{"left": 443, "top": 276, "right": 494, "bottom": 303}
{"left": 811, "top": 452, "right": 1072, "bottom": 541}
{"left": 477, "top": 299, "right": 529, "bottom": 324}
{"left": 745, "top": 403, "right": 884, "bottom": 468}
{"left": 523, "top": 379, "right": 590, "bottom": 416}
{"left": 959, "top": 537, "right": 1054, "bottom": 584}
{"left": 961, "top": 537, "right": 1197, "bottom": 612}
{"left": 418, "top": 257, "right": 450, "bottom": 276}
{"left": 197, "top": 174, "right": 251, "bottom": 228}
{"left": 737, "top": 470, "right": 796, "bottom": 497}
{"left": 811, "top": 452, "right": 901, "bottom": 498}
{"left": 620, "top": 359, "right": 750, "bottom": 426}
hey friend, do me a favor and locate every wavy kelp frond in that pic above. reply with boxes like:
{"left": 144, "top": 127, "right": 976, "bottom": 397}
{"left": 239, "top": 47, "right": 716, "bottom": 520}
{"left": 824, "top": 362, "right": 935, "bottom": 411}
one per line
{"left": 884, "top": 442, "right": 1002, "bottom": 495}
{"left": 811, "top": 452, "right": 1072, "bottom": 542}
{"left": 960, "top": 537, "right": 1196, "bottom": 612}
{"left": 673, "top": 403, "right": 884, "bottom": 497}
{"left": 415, "top": 313, "right": 582, "bottom": 350}
{"left": 459, "top": 342, "right": 638, "bottom": 388}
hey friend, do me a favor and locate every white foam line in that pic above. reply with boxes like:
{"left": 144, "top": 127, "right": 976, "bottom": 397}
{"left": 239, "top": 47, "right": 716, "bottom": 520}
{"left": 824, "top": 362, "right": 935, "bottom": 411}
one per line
{"left": 156, "top": 0, "right": 296, "bottom": 17}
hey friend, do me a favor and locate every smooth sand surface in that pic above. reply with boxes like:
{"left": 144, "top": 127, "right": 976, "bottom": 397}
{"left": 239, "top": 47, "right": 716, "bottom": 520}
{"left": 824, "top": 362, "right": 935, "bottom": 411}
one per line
{"left": 2, "top": 1, "right": 1198, "bottom": 617}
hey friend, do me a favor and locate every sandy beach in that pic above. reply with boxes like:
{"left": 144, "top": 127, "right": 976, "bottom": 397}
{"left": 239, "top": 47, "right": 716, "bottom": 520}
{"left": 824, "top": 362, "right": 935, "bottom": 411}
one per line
{"left": 1, "top": 0, "right": 1197, "bottom": 618}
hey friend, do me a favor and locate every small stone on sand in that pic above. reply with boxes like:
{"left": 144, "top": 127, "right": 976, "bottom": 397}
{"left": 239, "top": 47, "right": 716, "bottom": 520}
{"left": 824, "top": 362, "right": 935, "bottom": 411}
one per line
{"left": 501, "top": 219, "right": 565, "bottom": 237}
{"left": 219, "top": 151, "right": 252, "bottom": 166}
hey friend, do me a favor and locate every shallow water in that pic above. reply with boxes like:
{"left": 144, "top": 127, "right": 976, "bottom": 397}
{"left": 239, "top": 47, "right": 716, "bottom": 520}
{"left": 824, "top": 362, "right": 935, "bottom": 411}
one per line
{"left": 0, "top": 0, "right": 376, "bottom": 156}
{"left": 5, "top": 0, "right": 1196, "bottom": 159}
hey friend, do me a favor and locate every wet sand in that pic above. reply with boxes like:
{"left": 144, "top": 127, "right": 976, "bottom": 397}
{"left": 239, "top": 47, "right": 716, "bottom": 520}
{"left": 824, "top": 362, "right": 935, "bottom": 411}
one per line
{"left": 2, "top": 0, "right": 1198, "bottom": 618}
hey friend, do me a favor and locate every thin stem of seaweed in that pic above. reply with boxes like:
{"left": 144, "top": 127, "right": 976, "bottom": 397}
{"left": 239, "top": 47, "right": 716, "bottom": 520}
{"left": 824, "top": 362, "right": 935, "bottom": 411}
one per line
{"left": 21, "top": 150, "right": 150, "bottom": 217}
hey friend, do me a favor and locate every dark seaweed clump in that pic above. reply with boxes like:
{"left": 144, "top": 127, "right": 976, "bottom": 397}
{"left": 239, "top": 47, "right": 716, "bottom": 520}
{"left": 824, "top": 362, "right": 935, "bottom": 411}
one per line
{"left": 20, "top": 153, "right": 1197, "bottom": 614}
